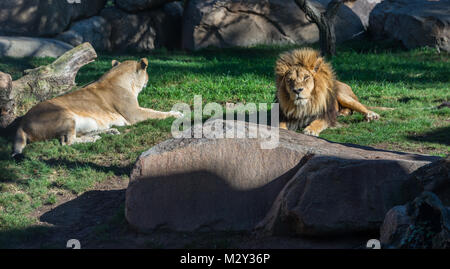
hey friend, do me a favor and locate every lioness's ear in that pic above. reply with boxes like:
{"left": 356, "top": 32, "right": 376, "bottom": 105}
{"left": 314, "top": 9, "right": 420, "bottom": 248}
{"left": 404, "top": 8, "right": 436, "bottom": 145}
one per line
{"left": 139, "top": 58, "right": 149, "bottom": 70}
{"left": 112, "top": 60, "right": 120, "bottom": 67}
{"left": 313, "top": 58, "right": 323, "bottom": 73}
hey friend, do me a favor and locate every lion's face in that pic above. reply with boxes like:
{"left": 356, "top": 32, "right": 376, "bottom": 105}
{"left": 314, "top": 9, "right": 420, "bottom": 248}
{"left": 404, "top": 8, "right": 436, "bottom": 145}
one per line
{"left": 284, "top": 66, "right": 314, "bottom": 106}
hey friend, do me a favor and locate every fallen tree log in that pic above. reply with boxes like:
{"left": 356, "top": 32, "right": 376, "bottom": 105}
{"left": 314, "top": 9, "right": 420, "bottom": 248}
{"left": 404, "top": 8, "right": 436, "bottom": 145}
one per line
{"left": 0, "top": 42, "right": 97, "bottom": 129}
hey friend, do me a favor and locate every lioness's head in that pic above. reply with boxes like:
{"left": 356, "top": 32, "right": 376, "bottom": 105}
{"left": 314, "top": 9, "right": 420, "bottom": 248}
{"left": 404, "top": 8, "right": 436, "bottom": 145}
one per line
{"left": 103, "top": 58, "right": 149, "bottom": 94}
{"left": 275, "top": 49, "right": 334, "bottom": 107}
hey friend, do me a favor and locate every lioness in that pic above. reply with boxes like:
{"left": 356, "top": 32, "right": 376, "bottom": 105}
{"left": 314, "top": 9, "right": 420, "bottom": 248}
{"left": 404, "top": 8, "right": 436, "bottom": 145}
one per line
{"left": 276, "top": 48, "right": 383, "bottom": 136}
{"left": 12, "top": 58, "right": 182, "bottom": 157}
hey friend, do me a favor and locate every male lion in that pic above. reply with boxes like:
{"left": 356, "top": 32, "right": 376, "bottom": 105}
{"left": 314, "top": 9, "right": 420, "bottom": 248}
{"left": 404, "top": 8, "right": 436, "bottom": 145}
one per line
{"left": 276, "top": 48, "right": 381, "bottom": 136}
{"left": 12, "top": 58, "right": 182, "bottom": 157}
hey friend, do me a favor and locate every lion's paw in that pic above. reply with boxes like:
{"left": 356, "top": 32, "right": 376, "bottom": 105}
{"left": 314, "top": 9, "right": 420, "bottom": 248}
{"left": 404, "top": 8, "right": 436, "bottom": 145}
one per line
{"left": 365, "top": 111, "right": 380, "bottom": 122}
{"left": 170, "top": 111, "right": 184, "bottom": 119}
{"left": 303, "top": 128, "right": 319, "bottom": 137}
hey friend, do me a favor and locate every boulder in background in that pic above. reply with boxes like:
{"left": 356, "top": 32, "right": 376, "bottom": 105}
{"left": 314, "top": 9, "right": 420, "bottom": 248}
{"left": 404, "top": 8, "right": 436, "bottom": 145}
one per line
{"left": 0, "top": 36, "right": 73, "bottom": 58}
{"left": 56, "top": 16, "right": 111, "bottom": 52}
{"left": 369, "top": 0, "right": 450, "bottom": 52}
{"left": 0, "top": 0, "right": 107, "bottom": 37}
{"left": 101, "top": 2, "right": 183, "bottom": 51}
{"left": 182, "top": 0, "right": 365, "bottom": 50}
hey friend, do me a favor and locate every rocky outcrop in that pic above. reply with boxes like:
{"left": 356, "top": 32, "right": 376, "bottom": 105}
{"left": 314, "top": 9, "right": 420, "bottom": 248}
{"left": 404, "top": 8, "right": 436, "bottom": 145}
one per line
{"left": 182, "top": 0, "right": 365, "bottom": 50}
{"left": 125, "top": 120, "right": 438, "bottom": 233}
{"left": 369, "top": 0, "right": 450, "bottom": 52}
{"left": 380, "top": 192, "right": 450, "bottom": 249}
{"left": 101, "top": 2, "right": 183, "bottom": 51}
{"left": 407, "top": 157, "right": 450, "bottom": 206}
{"left": 56, "top": 16, "right": 111, "bottom": 52}
{"left": 0, "top": 0, "right": 107, "bottom": 37}
{"left": 0, "top": 36, "right": 73, "bottom": 58}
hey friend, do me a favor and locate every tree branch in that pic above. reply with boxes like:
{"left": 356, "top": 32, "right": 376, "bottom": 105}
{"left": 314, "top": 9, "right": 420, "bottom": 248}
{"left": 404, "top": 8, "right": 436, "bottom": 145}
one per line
{"left": 294, "top": 0, "right": 323, "bottom": 24}
{"left": 0, "top": 42, "right": 97, "bottom": 129}
{"left": 294, "top": 0, "right": 357, "bottom": 56}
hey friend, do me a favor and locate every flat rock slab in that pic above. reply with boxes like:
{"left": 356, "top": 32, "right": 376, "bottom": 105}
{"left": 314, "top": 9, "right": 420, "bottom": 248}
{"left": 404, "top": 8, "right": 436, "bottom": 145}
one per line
{"left": 126, "top": 120, "right": 438, "bottom": 233}
{"left": 0, "top": 36, "right": 73, "bottom": 58}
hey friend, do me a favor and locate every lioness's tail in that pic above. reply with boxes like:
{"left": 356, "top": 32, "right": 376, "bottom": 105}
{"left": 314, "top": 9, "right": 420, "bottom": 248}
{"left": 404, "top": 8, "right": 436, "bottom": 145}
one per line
{"left": 12, "top": 127, "right": 27, "bottom": 157}
{"left": 367, "top": 106, "right": 395, "bottom": 111}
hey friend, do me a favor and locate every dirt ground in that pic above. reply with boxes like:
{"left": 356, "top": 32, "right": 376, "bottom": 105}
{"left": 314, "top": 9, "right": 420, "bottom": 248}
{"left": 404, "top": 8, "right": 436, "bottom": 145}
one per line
{"left": 13, "top": 176, "right": 374, "bottom": 249}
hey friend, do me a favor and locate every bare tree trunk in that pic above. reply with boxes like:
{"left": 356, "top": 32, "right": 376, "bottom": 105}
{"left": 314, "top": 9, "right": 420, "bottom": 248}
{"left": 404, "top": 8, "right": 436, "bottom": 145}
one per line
{"left": 0, "top": 42, "right": 97, "bottom": 129}
{"left": 294, "top": 0, "right": 354, "bottom": 57}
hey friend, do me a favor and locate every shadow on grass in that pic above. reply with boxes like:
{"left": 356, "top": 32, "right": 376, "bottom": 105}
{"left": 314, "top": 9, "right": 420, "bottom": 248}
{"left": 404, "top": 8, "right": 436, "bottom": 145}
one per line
{"left": 406, "top": 126, "right": 450, "bottom": 146}
{"left": 0, "top": 189, "right": 126, "bottom": 249}
{"left": 42, "top": 158, "right": 133, "bottom": 178}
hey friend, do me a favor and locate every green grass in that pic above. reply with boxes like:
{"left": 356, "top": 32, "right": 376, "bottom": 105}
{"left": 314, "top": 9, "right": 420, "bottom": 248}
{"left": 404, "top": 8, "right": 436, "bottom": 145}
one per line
{"left": 0, "top": 41, "right": 449, "bottom": 248}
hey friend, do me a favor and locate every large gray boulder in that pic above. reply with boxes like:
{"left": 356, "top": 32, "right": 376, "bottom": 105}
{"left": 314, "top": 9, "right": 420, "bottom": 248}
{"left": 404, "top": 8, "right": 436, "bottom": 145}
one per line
{"left": 101, "top": 2, "right": 183, "bottom": 51}
{"left": 126, "top": 120, "right": 438, "bottom": 233}
{"left": 257, "top": 156, "right": 428, "bottom": 236}
{"left": 343, "top": 0, "right": 383, "bottom": 29}
{"left": 56, "top": 16, "right": 111, "bottom": 51}
{"left": 182, "top": 0, "right": 365, "bottom": 50}
{"left": 116, "top": 0, "right": 176, "bottom": 12}
{"left": 0, "top": 0, "right": 107, "bottom": 37}
{"left": 0, "top": 36, "right": 73, "bottom": 58}
{"left": 369, "top": 0, "right": 450, "bottom": 52}
{"left": 126, "top": 121, "right": 306, "bottom": 232}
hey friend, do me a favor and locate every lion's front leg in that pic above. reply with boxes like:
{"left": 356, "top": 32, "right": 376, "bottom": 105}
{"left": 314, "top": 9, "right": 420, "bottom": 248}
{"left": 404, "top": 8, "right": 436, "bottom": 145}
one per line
{"left": 140, "top": 108, "right": 184, "bottom": 120}
{"left": 303, "top": 119, "right": 329, "bottom": 137}
{"left": 279, "top": 122, "right": 288, "bottom": 130}
{"left": 128, "top": 107, "right": 184, "bottom": 124}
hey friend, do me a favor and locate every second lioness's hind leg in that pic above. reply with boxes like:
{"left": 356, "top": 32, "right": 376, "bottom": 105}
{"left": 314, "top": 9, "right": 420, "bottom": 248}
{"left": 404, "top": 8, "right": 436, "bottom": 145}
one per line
{"left": 59, "top": 119, "right": 76, "bottom": 146}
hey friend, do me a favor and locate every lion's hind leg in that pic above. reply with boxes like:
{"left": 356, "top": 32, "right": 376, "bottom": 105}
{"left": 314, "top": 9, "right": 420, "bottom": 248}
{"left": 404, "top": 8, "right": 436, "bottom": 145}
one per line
{"left": 336, "top": 82, "right": 380, "bottom": 122}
